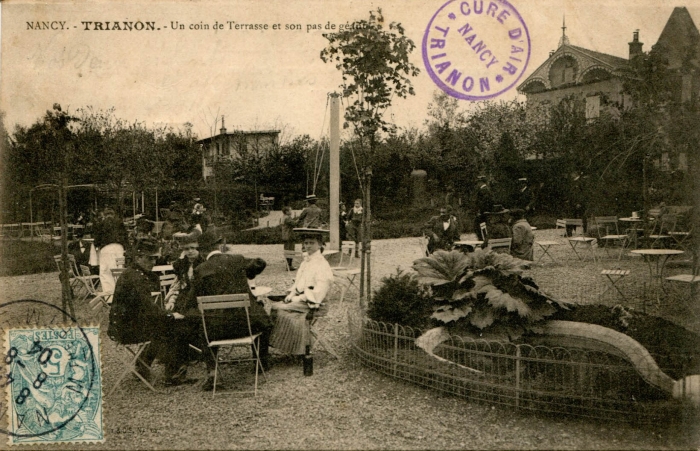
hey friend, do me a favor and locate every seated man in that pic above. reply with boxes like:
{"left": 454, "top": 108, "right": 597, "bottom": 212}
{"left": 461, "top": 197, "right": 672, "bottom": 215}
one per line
{"left": 175, "top": 228, "right": 272, "bottom": 392}
{"left": 424, "top": 207, "right": 460, "bottom": 254}
{"left": 510, "top": 209, "right": 534, "bottom": 261}
{"left": 108, "top": 238, "right": 192, "bottom": 386}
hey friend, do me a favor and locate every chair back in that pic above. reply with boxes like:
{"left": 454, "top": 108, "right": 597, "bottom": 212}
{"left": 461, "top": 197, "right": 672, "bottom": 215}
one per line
{"left": 111, "top": 267, "right": 126, "bottom": 283}
{"left": 159, "top": 273, "right": 178, "bottom": 296}
{"left": 594, "top": 216, "right": 620, "bottom": 238}
{"left": 488, "top": 238, "right": 512, "bottom": 254}
{"left": 479, "top": 222, "right": 488, "bottom": 240}
{"left": 53, "top": 254, "right": 80, "bottom": 278}
{"left": 196, "top": 294, "right": 252, "bottom": 344}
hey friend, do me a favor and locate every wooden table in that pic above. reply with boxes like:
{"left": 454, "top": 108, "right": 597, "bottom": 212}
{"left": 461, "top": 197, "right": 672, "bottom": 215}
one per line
{"left": 630, "top": 249, "right": 684, "bottom": 301}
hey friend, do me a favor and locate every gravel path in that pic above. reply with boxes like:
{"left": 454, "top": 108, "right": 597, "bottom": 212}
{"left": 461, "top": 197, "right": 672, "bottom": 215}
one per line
{"left": 1, "top": 231, "right": 698, "bottom": 449}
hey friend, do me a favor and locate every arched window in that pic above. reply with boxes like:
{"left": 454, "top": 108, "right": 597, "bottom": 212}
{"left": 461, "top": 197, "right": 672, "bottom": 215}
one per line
{"left": 549, "top": 56, "right": 578, "bottom": 88}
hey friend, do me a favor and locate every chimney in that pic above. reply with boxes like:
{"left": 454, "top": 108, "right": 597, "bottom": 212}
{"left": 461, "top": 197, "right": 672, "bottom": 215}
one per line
{"left": 628, "top": 30, "right": 643, "bottom": 60}
{"left": 219, "top": 115, "right": 227, "bottom": 134}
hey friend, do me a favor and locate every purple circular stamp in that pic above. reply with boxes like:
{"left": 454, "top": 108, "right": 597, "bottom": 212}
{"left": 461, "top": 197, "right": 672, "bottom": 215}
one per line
{"left": 422, "top": 0, "right": 531, "bottom": 101}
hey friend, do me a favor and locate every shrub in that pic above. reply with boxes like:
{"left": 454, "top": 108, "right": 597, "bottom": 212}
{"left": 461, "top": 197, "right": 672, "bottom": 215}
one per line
{"left": 368, "top": 269, "right": 433, "bottom": 329}
{"left": 0, "top": 240, "right": 58, "bottom": 276}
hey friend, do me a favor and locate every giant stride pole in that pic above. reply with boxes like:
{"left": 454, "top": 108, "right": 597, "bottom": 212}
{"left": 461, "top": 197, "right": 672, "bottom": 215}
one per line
{"left": 329, "top": 93, "right": 340, "bottom": 250}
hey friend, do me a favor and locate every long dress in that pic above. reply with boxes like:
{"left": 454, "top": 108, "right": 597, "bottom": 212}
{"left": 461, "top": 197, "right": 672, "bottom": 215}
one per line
{"left": 270, "top": 250, "right": 334, "bottom": 355}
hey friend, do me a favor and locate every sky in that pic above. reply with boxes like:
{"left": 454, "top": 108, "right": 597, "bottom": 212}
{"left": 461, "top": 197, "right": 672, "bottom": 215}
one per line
{"left": 2, "top": 0, "right": 699, "bottom": 142}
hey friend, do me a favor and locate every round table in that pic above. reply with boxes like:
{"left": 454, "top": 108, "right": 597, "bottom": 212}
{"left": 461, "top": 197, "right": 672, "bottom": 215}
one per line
{"left": 630, "top": 249, "right": 684, "bottom": 301}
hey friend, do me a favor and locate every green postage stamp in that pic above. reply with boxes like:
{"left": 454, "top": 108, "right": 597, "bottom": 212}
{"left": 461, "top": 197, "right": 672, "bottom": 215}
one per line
{"left": 3, "top": 324, "right": 104, "bottom": 445}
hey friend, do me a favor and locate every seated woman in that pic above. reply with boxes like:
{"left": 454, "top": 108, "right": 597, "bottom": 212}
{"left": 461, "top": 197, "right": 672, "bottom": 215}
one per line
{"left": 164, "top": 234, "right": 205, "bottom": 310}
{"left": 270, "top": 228, "right": 334, "bottom": 356}
{"left": 510, "top": 209, "right": 534, "bottom": 261}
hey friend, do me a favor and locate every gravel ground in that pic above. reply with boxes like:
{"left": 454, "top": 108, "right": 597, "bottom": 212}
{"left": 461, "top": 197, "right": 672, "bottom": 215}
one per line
{"left": 1, "top": 229, "right": 699, "bottom": 449}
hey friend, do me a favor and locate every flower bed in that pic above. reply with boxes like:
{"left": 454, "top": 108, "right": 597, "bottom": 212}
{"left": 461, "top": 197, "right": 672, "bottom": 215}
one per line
{"left": 348, "top": 310, "right": 691, "bottom": 424}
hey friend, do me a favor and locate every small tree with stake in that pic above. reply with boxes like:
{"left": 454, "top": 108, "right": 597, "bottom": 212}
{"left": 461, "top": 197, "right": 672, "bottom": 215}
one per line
{"left": 321, "top": 8, "right": 419, "bottom": 308}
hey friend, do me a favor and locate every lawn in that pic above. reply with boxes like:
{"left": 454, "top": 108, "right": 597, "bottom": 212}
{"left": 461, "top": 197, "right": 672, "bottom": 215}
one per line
{"left": 0, "top": 231, "right": 698, "bottom": 449}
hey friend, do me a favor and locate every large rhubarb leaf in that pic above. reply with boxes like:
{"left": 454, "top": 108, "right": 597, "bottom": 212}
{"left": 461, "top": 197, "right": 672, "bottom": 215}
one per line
{"left": 413, "top": 250, "right": 470, "bottom": 286}
{"left": 432, "top": 304, "right": 472, "bottom": 323}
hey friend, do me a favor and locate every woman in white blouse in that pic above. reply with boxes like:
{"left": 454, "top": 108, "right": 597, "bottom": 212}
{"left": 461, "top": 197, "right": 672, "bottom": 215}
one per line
{"left": 270, "top": 229, "right": 334, "bottom": 355}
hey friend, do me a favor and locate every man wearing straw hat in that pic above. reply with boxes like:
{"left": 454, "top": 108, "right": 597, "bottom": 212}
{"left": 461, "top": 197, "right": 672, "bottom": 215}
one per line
{"left": 297, "top": 194, "right": 323, "bottom": 228}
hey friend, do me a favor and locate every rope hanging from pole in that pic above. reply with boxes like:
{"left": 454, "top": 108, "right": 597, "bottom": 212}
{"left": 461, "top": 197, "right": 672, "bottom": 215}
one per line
{"left": 312, "top": 94, "right": 331, "bottom": 194}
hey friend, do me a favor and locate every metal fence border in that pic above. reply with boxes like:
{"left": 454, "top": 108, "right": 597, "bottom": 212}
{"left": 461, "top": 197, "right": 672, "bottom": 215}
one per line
{"left": 348, "top": 310, "right": 693, "bottom": 424}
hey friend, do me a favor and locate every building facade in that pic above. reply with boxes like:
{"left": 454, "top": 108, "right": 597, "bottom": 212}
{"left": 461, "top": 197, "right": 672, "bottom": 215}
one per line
{"left": 196, "top": 117, "right": 280, "bottom": 182}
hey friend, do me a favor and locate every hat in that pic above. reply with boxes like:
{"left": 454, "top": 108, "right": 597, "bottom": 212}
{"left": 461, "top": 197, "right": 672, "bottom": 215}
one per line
{"left": 476, "top": 175, "right": 487, "bottom": 181}
{"left": 518, "top": 177, "right": 528, "bottom": 182}
{"left": 489, "top": 204, "right": 510, "bottom": 214}
{"left": 198, "top": 228, "right": 223, "bottom": 251}
{"left": 174, "top": 229, "right": 201, "bottom": 246}
{"left": 293, "top": 227, "right": 329, "bottom": 240}
{"left": 135, "top": 238, "right": 161, "bottom": 256}
{"left": 305, "top": 194, "right": 317, "bottom": 201}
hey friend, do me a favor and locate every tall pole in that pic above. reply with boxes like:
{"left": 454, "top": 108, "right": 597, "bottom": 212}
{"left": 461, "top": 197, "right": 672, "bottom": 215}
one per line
{"left": 329, "top": 93, "right": 340, "bottom": 250}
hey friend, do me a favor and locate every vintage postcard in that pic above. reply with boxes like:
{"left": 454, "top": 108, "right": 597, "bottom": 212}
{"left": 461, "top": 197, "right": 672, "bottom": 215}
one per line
{"left": 1, "top": 0, "right": 699, "bottom": 449}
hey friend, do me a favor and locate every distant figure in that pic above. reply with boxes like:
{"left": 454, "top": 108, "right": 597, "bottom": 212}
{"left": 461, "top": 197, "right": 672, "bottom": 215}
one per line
{"left": 424, "top": 206, "right": 460, "bottom": 254}
{"left": 339, "top": 202, "right": 348, "bottom": 241}
{"left": 513, "top": 177, "right": 534, "bottom": 215}
{"left": 474, "top": 176, "right": 494, "bottom": 241}
{"left": 486, "top": 205, "right": 512, "bottom": 240}
{"left": 510, "top": 209, "right": 534, "bottom": 261}
{"left": 346, "top": 199, "right": 363, "bottom": 258}
{"left": 297, "top": 194, "right": 323, "bottom": 228}
{"left": 281, "top": 206, "right": 298, "bottom": 270}
{"left": 566, "top": 172, "right": 588, "bottom": 236}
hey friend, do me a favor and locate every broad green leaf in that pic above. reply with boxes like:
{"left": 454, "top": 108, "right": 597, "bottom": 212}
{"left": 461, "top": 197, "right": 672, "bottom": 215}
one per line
{"left": 486, "top": 290, "right": 531, "bottom": 317}
{"left": 431, "top": 304, "right": 472, "bottom": 324}
{"left": 469, "top": 308, "right": 494, "bottom": 329}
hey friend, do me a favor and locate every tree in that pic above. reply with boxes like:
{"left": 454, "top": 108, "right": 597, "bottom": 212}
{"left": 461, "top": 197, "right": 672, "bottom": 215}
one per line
{"left": 321, "top": 8, "right": 420, "bottom": 307}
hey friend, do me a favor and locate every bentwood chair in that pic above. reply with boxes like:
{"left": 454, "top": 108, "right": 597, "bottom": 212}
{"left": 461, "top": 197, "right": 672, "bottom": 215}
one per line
{"left": 197, "top": 294, "right": 266, "bottom": 397}
{"left": 594, "top": 216, "right": 628, "bottom": 260}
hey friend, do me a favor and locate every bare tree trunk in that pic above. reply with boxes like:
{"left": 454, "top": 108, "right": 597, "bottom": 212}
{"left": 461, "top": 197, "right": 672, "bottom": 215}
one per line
{"left": 365, "top": 167, "right": 372, "bottom": 307}
{"left": 359, "top": 174, "right": 366, "bottom": 309}
{"left": 58, "top": 176, "right": 75, "bottom": 322}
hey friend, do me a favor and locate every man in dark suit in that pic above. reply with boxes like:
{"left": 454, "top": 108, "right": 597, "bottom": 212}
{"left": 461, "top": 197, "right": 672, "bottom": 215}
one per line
{"left": 177, "top": 228, "right": 272, "bottom": 391}
{"left": 424, "top": 207, "right": 460, "bottom": 254}
{"left": 68, "top": 228, "right": 96, "bottom": 274}
{"left": 108, "top": 238, "right": 192, "bottom": 386}
{"left": 474, "top": 176, "right": 494, "bottom": 241}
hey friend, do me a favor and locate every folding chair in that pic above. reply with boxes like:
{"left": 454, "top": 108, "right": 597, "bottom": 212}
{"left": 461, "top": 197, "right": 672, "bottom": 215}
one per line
{"left": 600, "top": 269, "right": 631, "bottom": 300}
{"left": 555, "top": 219, "right": 567, "bottom": 236}
{"left": 111, "top": 267, "right": 126, "bottom": 284}
{"left": 594, "top": 216, "right": 628, "bottom": 260}
{"left": 54, "top": 254, "right": 100, "bottom": 302}
{"left": 480, "top": 222, "right": 488, "bottom": 241}
{"left": 563, "top": 219, "right": 597, "bottom": 262}
{"left": 487, "top": 238, "right": 512, "bottom": 254}
{"left": 666, "top": 256, "right": 700, "bottom": 302}
{"left": 669, "top": 223, "right": 694, "bottom": 253}
{"left": 115, "top": 256, "right": 126, "bottom": 268}
{"left": 332, "top": 246, "right": 361, "bottom": 303}
{"left": 107, "top": 340, "right": 156, "bottom": 397}
{"left": 308, "top": 302, "right": 339, "bottom": 359}
{"left": 197, "top": 294, "right": 266, "bottom": 397}
{"left": 649, "top": 214, "right": 677, "bottom": 248}
{"left": 80, "top": 265, "right": 113, "bottom": 311}
{"left": 284, "top": 250, "right": 303, "bottom": 271}
{"left": 158, "top": 274, "right": 178, "bottom": 308}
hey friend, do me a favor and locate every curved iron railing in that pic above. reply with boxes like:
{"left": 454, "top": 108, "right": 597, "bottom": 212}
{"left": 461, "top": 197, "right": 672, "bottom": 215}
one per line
{"left": 348, "top": 311, "right": 690, "bottom": 424}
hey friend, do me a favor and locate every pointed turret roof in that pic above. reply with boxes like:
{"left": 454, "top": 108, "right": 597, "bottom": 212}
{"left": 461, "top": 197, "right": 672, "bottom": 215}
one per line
{"left": 654, "top": 6, "right": 700, "bottom": 70}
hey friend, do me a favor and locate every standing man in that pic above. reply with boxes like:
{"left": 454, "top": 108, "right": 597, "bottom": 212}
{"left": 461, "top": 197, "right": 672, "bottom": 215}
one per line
{"left": 514, "top": 177, "right": 534, "bottom": 215}
{"left": 474, "top": 176, "right": 494, "bottom": 241}
{"left": 297, "top": 194, "right": 323, "bottom": 228}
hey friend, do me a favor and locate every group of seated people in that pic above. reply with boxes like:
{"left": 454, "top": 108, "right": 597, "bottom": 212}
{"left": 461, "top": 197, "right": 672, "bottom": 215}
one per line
{"left": 424, "top": 205, "right": 534, "bottom": 261}
{"left": 107, "top": 226, "right": 334, "bottom": 391}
